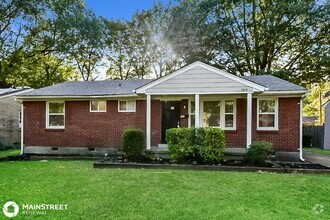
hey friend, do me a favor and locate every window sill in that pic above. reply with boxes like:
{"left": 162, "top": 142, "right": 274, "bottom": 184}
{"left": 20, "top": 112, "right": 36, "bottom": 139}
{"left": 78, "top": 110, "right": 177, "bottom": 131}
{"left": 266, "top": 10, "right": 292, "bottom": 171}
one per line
{"left": 118, "top": 111, "right": 136, "bottom": 113}
{"left": 45, "top": 127, "right": 65, "bottom": 131}
{"left": 256, "top": 129, "right": 279, "bottom": 133}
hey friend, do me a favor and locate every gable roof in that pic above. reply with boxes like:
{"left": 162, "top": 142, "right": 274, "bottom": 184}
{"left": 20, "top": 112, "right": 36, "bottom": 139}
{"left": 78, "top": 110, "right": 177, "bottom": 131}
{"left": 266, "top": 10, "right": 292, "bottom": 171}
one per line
{"left": 242, "top": 75, "right": 307, "bottom": 92}
{"left": 18, "top": 80, "right": 152, "bottom": 98}
{"left": 135, "top": 61, "right": 267, "bottom": 93}
{"left": 17, "top": 62, "right": 308, "bottom": 99}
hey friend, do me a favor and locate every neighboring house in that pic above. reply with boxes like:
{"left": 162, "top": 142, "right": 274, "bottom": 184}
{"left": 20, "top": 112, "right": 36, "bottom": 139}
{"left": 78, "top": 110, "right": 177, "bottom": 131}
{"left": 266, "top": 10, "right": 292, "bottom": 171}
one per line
{"left": 0, "top": 87, "right": 33, "bottom": 146}
{"left": 16, "top": 62, "right": 308, "bottom": 159}
{"left": 303, "top": 116, "right": 318, "bottom": 125}
{"left": 323, "top": 101, "right": 330, "bottom": 150}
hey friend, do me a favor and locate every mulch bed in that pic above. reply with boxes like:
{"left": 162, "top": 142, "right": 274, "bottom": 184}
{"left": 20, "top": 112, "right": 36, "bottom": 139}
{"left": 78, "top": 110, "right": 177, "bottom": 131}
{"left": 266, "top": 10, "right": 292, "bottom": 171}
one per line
{"left": 93, "top": 157, "right": 330, "bottom": 174}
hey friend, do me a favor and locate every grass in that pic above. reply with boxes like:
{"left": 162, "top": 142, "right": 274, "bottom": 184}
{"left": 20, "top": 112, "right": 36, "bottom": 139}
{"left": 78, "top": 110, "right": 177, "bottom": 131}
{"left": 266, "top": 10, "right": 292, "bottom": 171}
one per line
{"left": 0, "top": 149, "right": 20, "bottom": 158}
{"left": 304, "top": 147, "right": 330, "bottom": 156}
{"left": 0, "top": 161, "right": 329, "bottom": 219}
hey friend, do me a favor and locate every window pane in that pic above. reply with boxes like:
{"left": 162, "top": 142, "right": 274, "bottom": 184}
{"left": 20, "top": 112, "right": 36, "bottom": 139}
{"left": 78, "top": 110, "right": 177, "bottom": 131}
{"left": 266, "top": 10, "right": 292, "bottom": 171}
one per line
{"left": 225, "top": 100, "right": 234, "bottom": 113}
{"left": 190, "top": 115, "right": 195, "bottom": 127}
{"left": 49, "top": 103, "right": 64, "bottom": 113}
{"left": 225, "top": 115, "right": 234, "bottom": 127}
{"left": 99, "top": 101, "right": 106, "bottom": 111}
{"left": 126, "top": 101, "right": 135, "bottom": 111}
{"left": 91, "top": 101, "right": 98, "bottom": 111}
{"left": 190, "top": 101, "right": 195, "bottom": 114}
{"left": 259, "top": 114, "right": 275, "bottom": 127}
{"left": 119, "top": 101, "right": 126, "bottom": 111}
{"left": 259, "top": 100, "right": 275, "bottom": 113}
{"left": 49, "top": 115, "right": 64, "bottom": 127}
{"left": 203, "top": 101, "right": 220, "bottom": 127}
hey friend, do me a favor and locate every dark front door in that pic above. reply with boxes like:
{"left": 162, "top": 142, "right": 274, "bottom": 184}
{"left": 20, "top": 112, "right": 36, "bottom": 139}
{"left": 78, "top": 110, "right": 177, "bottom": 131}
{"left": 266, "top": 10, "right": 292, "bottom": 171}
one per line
{"left": 161, "top": 101, "right": 181, "bottom": 143}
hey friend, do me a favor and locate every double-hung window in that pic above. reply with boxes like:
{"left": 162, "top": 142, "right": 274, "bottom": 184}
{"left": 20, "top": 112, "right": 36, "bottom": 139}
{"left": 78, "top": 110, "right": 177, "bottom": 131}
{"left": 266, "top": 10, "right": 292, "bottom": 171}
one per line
{"left": 90, "top": 101, "right": 107, "bottom": 112}
{"left": 46, "top": 101, "right": 65, "bottom": 129}
{"left": 257, "top": 98, "right": 278, "bottom": 130}
{"left": 190, "top": 99, "right": 236, "bottom": 130}
{"left": 118, "top": 100, "right": 136, "bottom": 112}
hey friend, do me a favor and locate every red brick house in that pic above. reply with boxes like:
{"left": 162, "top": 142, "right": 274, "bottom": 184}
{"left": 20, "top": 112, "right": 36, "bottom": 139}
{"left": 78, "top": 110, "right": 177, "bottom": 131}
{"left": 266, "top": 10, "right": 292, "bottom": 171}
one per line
{"left": 16, "top": 62, "right": 307, "bottom": 159}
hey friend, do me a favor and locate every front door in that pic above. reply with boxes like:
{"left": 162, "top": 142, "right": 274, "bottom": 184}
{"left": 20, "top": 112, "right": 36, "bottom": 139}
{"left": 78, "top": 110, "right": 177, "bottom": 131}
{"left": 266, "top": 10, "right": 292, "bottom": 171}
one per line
{"left": 161, "top": 101, "right": 181, "bottom": 143}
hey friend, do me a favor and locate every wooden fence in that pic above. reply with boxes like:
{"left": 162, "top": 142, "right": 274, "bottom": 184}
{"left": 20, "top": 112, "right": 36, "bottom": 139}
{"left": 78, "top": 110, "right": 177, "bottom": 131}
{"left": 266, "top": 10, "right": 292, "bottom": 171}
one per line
{"left": 303, "top": 125, "right": 324, "bottom": 149}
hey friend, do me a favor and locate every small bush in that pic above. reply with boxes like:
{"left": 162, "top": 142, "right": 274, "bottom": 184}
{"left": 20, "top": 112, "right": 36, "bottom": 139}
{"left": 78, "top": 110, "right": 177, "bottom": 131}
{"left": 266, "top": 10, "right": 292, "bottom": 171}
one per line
{"left": 166, "top": 127, "right": 226, "bottom": 164}
{"left": 123, "top": 128, "right": 145, "bottom": 161}
{"left": 245, "top": 140, "right": 273, "bottom": 164}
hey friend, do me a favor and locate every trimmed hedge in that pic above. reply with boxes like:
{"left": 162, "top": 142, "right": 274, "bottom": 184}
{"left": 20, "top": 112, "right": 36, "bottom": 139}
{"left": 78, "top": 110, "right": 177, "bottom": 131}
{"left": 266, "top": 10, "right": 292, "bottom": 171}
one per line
{"left": 245, "top": 140, "right": 273, "bottom": 164}
{"left": 123, "top": 128, "right": 145, "bottom": 161}
{"left": 166, "top": 127, "right": 226, "bottom": 164}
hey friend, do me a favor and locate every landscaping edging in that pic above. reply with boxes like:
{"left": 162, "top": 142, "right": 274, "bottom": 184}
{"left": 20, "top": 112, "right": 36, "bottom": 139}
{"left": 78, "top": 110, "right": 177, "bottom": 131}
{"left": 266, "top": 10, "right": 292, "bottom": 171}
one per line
{"left": 93, "top": 162, "right": 330, "bottom": 174}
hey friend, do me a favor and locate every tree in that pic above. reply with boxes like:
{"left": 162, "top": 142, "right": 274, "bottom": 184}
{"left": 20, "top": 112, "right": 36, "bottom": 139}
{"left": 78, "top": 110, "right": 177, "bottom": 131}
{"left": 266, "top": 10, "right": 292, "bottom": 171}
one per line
{"left": 103, "top": 2, "right": 181, "bottom": 80}
{"left": 303, "top": 82, "right": 330, "bottom": 125}
{"left": 69, "top": 9, "right": 105, "bottom": 81}
{"left": 4, "top": 51, "right": 76, "bottom": 88}
{"left": 166, "top": 0, "right": 330, "bottom": 83}
{"left": 0, "top": 0, "right": 105, "bottom": 86}
{"left": 0, "top": 0, "right": 45, "bottom": 87}
{"left": 103, "top": 19, "right": 136, "bottom": 80}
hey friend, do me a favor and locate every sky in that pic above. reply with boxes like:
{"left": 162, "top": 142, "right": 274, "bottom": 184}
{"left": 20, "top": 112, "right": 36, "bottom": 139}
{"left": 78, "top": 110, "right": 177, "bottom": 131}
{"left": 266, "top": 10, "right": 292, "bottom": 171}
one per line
{"left": 84, "top": 0, "right": 172, "bottom": 20}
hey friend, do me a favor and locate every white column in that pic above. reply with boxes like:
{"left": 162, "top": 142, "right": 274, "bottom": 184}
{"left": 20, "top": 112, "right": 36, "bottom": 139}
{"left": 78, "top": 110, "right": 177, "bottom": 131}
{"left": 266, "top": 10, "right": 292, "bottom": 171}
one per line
{"left": 246, "top": 93, "right": 252, "bottom": 148}
{"left": 146, "top": 94, "right": 151, "bottom": 150}
{"left": 195, "top": 94, "right": 200, "bottom": 127}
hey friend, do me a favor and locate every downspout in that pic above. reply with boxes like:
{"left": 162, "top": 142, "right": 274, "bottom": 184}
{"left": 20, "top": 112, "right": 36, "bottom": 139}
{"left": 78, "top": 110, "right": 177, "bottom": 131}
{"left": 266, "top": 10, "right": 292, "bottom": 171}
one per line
{"left": 299, "top": 95, "right": 307, "bottom": 162}
{"left": 20, "top": 103, "right": 24, "bottom": 155}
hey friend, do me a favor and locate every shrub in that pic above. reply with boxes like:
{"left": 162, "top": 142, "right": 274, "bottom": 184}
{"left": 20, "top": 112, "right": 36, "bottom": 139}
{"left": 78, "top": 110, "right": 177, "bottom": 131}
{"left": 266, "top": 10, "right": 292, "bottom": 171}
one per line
{"left": 123, "top": 128, "right": 145, "bottom": 161}
{"left": 166, "top": 127, "right": 226, "bottom": 164}
{"left": 245, "top": 140, "right": 273, "bottom": 164}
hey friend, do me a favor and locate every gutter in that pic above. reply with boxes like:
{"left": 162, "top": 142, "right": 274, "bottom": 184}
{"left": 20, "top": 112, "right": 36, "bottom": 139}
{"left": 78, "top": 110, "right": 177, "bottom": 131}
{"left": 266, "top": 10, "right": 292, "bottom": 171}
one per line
{"left": 299, "top": 94, "right": 308, "bottom": 162}
{"left": 20, "top": 103, "right": 24, "bottom": 155}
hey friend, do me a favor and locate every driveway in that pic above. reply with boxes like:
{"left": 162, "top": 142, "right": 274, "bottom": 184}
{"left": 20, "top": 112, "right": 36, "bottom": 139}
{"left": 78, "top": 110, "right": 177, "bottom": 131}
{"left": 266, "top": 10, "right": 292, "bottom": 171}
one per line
{"left": 304, "top": 152, "right": 330, "bottom": 168}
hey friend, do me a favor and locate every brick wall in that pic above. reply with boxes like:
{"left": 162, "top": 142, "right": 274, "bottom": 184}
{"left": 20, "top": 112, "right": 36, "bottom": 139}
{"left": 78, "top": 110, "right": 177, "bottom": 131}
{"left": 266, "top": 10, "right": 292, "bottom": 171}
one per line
{"left": 24, "top": 100, "right": 161, "bottom": 149}
{"left": 0, "top": 96, "right": 21, "bottom": 146}
{"left": 225, "top": 97, "right": 300, "bottom": 151}
{"left": 24, "top": 97, "right": 301, "bottom": 152}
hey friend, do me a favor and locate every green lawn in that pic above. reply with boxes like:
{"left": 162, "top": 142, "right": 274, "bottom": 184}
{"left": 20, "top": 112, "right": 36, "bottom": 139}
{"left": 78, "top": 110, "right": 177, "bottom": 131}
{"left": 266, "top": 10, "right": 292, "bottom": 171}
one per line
{"left": 304, "top": 147, "right": 330, "bottom": 156}
{"left": 0, "top": 161, "right": 329, "bottom": 219}
{"left": 0, "top": 149, "right": 20, "bottom": 158}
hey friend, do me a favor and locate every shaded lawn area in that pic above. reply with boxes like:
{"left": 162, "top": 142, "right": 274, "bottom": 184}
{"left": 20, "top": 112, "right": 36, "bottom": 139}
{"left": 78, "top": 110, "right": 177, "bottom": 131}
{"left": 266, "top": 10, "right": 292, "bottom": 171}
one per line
{"left": 304, "top": 147, "right": 330, "bottom": 156}
{"left": 0, "top": 161, "right": 329, "bottom": 219}
{"left": 0, "top": 149, "right": 20, "bottom": 158}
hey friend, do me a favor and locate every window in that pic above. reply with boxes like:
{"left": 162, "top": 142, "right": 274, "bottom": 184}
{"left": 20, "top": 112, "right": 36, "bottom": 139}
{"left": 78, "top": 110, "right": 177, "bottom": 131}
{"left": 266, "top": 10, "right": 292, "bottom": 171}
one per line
{"left": 190, "top": 101, "right": 195, "bottom": 127}
{"left": 224, "top": 100, "right": 235, "bottom": 128}
{"left": 46, "top": 101, "right": 65, "bottom": 129}
{"left": 189, "top": 99, "right": 236, "bottom": 130}
{"left": 203, "top": 101, "right": 221, "bottom": 127}
{"left": 118, "top": 100, "right": 136, "bottom": 112}
{"left": 257, "top": 98, "right": 278, "bottom": 130}
{"left": 90, "top": 101, "right": 106, "bottom": 112}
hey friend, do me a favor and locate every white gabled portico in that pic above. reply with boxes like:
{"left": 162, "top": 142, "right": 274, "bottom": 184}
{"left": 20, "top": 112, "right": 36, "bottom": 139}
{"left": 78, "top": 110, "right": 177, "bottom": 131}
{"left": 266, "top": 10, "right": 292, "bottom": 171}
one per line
{"left": 137, "top": 62, "right": 267, "bottom": 150}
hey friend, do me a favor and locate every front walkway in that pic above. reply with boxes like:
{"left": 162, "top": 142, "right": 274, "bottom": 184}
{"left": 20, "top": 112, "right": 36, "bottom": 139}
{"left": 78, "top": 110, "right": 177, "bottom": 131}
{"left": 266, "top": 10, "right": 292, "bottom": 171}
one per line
{"left": 304, "top": 152, "right": 330, "bottom": 168}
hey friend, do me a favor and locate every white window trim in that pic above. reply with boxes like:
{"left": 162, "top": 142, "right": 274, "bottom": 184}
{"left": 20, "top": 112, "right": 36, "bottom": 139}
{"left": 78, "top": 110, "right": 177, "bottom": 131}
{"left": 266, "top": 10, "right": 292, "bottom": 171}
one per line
{"left": 46, "top": 101, "right": 65, "bottom": 129}
{"left": 257, "top": 97, "right": 278, "bottom": 131}
{"left": 118, "top": 100, "right": 136, "bottom": 112}
{"left": 90, "top": 100, "right": 107, "bottom": 112}
{"left": 189, "top": 98, "right": 236, "bottom": 130}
